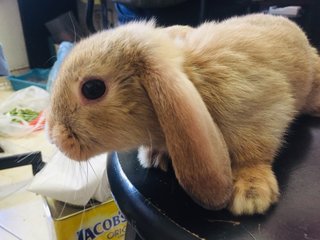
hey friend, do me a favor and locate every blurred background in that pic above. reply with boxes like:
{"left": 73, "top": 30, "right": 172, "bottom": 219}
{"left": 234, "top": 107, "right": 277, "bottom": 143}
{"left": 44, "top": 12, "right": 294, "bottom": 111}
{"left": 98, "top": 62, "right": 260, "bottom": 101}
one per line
{"left": 0, "top": 0, "right": 319, "bottom": 74}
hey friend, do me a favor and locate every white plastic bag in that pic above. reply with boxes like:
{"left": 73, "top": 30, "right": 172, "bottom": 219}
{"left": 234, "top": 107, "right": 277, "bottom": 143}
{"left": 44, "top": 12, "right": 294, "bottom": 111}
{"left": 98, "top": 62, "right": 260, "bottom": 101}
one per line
{"left": 0, "top": 86, "right": 49, "bottom": 137}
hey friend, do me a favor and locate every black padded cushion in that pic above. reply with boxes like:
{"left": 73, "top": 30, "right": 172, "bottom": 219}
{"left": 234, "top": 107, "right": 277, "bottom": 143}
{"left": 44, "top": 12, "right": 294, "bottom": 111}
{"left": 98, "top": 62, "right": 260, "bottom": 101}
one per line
{"left": 107, "top": 116, "right": 320, "bottom": 240}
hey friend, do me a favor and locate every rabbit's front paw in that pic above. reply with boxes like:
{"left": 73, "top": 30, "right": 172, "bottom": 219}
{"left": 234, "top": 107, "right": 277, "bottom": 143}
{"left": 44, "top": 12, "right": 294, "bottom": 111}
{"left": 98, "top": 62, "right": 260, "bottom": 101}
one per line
{"left": 229, "top": 164, "right": 279, "bottom": 215}
{"left": 138, "top": 146, "right": 170, "bottom": 171}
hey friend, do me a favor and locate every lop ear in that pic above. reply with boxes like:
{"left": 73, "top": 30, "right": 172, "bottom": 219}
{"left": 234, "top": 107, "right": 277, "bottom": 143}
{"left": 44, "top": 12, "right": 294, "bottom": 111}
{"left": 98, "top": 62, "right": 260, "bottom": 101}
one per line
{"left": 141, "top": 65, "right": 233, "bottom": 209}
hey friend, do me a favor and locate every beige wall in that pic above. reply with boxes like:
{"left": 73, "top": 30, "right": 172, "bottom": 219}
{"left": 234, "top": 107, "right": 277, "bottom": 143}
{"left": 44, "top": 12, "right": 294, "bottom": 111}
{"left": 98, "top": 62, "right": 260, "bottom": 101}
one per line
{"left": 0, "top": 0, "right": 29, "bottom": 71}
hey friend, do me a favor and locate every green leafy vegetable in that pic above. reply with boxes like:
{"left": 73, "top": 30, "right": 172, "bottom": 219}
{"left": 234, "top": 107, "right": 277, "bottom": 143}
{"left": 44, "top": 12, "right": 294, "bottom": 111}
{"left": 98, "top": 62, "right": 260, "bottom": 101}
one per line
{"left": 7, "top": 108, "right": 39, "bottom": 123}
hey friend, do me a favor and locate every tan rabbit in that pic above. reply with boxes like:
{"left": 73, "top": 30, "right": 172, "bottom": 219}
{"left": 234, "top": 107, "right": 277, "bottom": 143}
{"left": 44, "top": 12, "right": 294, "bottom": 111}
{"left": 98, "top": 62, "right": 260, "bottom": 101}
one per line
{"left": 47, "top": 14, "right": 320, "bottom": 215}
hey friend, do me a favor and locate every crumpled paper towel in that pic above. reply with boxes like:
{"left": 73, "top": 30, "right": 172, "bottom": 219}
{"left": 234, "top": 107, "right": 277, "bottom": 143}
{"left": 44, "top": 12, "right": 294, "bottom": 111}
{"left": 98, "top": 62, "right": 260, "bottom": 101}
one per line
{"left": 28, "top": 151, "right": 111, "bottom": 206}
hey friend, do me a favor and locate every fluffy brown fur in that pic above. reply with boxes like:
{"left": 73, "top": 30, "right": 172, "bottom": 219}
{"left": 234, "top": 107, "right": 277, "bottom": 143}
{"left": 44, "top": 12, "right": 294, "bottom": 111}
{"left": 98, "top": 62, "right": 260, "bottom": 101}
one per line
{"left": 47, "top": 14, "right": 320, "bottom": 215}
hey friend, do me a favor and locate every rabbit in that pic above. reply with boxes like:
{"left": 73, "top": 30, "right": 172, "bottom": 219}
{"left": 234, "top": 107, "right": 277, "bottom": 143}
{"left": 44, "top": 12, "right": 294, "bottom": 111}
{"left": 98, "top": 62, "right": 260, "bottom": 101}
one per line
{"left": 47, "top": 13, "right": 320, "bottom": 215}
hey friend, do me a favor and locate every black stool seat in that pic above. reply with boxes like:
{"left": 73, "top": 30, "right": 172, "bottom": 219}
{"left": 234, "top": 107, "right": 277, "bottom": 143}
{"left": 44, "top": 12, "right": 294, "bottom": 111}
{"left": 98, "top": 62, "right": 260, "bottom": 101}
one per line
{"left": 107, "top": 116, "right": 320, "bottom": 240}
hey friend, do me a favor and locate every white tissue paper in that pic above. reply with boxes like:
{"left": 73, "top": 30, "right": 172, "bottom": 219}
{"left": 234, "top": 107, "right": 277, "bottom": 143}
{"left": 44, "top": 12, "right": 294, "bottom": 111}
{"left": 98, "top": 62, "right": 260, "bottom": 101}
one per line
{"left": 28, "top": 151, "right": 111, "bottom": 206}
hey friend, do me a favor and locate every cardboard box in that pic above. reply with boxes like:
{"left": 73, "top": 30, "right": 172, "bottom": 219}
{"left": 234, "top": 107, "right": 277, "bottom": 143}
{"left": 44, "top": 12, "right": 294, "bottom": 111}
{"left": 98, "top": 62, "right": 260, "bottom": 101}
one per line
{"left": 44, "top": 197, "right": 127, "bottom": 240}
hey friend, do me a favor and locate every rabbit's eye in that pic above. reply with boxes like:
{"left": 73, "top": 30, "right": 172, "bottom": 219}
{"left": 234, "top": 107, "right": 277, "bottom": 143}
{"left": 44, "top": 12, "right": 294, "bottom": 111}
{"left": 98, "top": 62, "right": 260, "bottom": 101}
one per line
{"left": 81, "top": 79, "right": 106, "bottom": 100}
